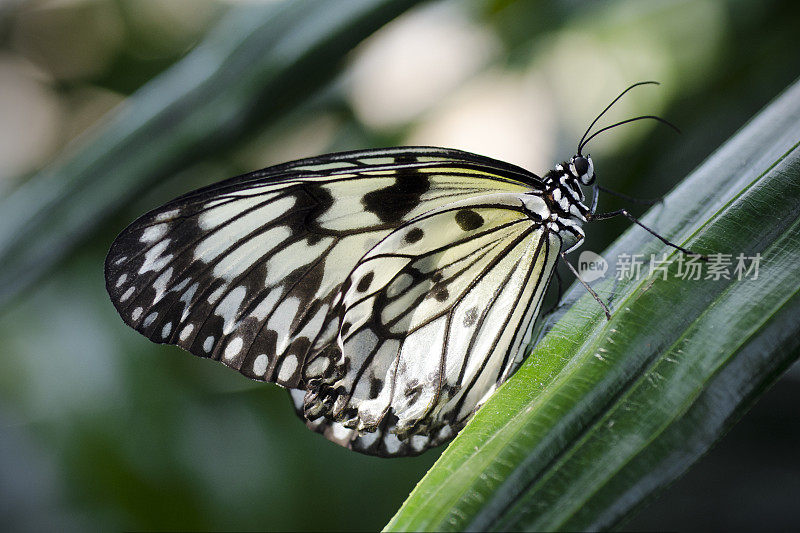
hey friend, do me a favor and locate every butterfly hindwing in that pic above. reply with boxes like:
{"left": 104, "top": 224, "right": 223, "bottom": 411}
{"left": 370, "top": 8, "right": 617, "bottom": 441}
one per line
{"left": 302, "top": 193, "right": 560, "bottom": 455}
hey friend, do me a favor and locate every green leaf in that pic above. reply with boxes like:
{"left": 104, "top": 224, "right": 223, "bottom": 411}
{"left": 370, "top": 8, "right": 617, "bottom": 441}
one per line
{"left": 0, "top": 0, "right": 425, "bottom": 309}
{"left": 386, "top": 78, "right": 800, "bottom": 532}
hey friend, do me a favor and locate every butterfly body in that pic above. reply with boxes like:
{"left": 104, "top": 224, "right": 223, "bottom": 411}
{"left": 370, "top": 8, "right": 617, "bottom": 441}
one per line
{"left": 106, "top": 146, "right": 597, "bottom": 457}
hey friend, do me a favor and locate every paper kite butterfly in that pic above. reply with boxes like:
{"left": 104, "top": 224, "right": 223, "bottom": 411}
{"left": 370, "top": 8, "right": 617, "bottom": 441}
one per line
{"left": 105, "top": 82, "right": 700, "bottom": 457}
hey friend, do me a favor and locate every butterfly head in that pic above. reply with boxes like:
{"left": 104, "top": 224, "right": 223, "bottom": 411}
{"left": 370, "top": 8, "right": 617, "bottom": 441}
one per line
{"left": 570, "top": 154, "right": 595, "bottom": 186}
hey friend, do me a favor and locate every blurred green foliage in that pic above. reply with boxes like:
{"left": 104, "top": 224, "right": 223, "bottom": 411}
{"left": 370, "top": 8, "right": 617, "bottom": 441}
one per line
{"left": 1, "top": 0, "right": 799, "bottom": 531}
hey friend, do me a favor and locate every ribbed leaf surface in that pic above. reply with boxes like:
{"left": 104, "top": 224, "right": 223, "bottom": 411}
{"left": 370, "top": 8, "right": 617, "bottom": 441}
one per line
{"left": 387, "top": 78, "right": 800, "bottom": 532}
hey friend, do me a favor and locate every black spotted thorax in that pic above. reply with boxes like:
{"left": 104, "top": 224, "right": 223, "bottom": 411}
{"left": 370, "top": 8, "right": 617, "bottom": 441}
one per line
{"left": 530, "top": 154, "right": 595, "bottom": 253}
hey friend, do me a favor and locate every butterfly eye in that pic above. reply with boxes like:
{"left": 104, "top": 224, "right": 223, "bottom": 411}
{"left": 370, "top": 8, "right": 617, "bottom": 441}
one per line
{"left": 572, "top": 156, "right": 594, "bottom": 185}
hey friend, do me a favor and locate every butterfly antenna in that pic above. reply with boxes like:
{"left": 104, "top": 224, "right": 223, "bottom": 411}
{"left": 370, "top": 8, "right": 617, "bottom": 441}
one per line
{"left": 579, "top": 115, "right": 680, "bottom": 151}
{"left": 578, "top": 80, "right": 660, "bottom": 155}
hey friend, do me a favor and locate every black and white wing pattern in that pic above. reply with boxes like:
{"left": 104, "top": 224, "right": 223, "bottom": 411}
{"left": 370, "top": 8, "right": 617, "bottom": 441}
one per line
{"left": 105, "top": 147, "right": 552, "bottom": 457}
{"left": 302, "top": 193, "right": 560, "bottom": 455}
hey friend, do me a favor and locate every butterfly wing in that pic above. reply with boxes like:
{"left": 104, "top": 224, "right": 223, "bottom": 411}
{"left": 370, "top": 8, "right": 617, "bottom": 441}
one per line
{"left": 105, "top": 147, "right": 539, "bottom": 393}
{"left": 302, "top": 192, "right": 560, "bottom": 456}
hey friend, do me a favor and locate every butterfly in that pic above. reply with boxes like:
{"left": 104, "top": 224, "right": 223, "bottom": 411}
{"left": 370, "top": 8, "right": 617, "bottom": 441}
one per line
{"left": 105, "top": 82, "right": 699, "bottom": 457}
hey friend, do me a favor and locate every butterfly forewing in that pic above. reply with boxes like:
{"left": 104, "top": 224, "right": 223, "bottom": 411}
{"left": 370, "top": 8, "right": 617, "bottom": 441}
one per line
{"left": 105, "top": 148, "right": 548, "bottom": 455}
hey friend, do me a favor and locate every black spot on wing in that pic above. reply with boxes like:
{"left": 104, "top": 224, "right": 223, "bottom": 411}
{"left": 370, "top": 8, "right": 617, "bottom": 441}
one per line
{"left": 300, "top": 182, "right": 335, "bottom": 233}
{"left": 455, "top": 209, "right": 484, "bottom": 231}
{"left": 463, "top": 306, "right": 479, "bottom": 327}
{"left": 404, "top": 227, "right": 424, "bottom": 243}
{"left": 362, "top": 169, "right": 430, "bottom": 223}
{"left": 357, "top": 271, "right": 374, "bottom": 292}
{"left": 369, "top": 378, "right": 384, "bottom": 399}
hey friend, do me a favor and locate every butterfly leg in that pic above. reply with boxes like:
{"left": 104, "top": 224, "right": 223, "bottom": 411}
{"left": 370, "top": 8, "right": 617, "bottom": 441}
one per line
{"left": 590, "top": 208, "right": 707, "bottom": 260}
{"left": 560, "top": 252, "right": 612, "bottom": 320}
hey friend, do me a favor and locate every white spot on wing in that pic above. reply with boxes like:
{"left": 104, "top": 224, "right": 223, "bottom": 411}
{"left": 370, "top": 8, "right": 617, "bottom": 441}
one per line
{"left": 132, "top": 307, "right": 143, "bottom": 321}
{"left": 143, "top": 312, "right": 158, "bottom": 327}
{"left": 253, "top": 354, "right": 269, "bottom": 376}
{"left": 120, "top": 286, "right": 135, "bottom": 302}
{"left": 384, "top": 434, "right": 402, "bottom": 454}
{"left": 161, "top": 322, "right": 172, "bottom": 338}
{"left": 278, "top": 355, "right": 298, "bottom": 382}
{"left": 140, "top": 223, "right": 168, "bottom": 243}
{"left": 115, "top": 274, "right": 127, "bottom": 288}
{"left": 203, "top": 336, "right": 215, "bottom": 352}
{"left": 179, "top": 324, "right": 194, "bottom": 341}
{"left": 224, "top": 337, "right": 244, "bottom": 361}
{"left": 155, "top": 209, "right": 180, "bottom": 222}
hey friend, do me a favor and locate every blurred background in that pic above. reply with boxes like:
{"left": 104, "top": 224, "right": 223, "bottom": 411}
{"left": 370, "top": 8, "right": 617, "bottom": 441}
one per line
{"left": 0, "top": 0, "right": 798, "bottom": 530}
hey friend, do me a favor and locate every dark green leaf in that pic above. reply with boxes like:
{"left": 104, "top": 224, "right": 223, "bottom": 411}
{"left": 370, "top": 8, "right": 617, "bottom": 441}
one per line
{"left": 386, "top": 77, "right": 800, "bottom": 532}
